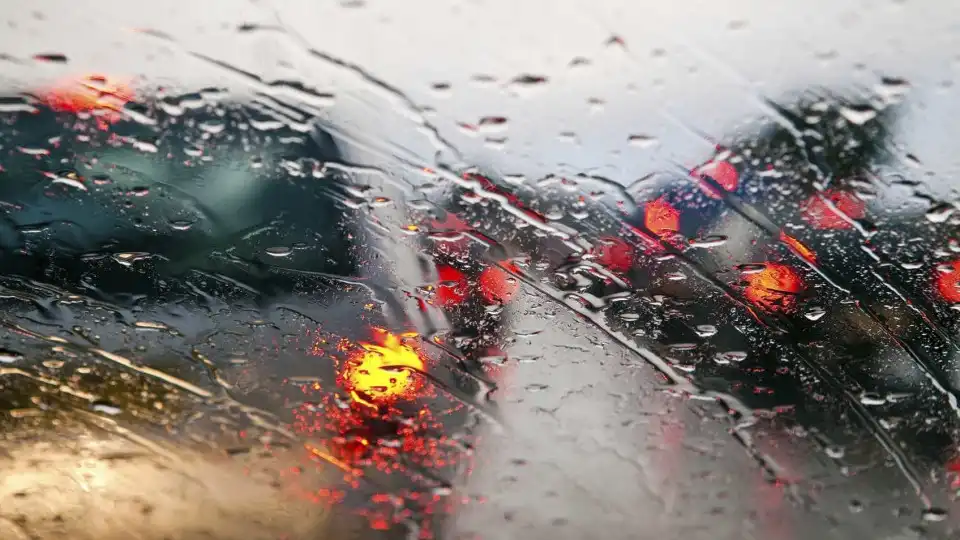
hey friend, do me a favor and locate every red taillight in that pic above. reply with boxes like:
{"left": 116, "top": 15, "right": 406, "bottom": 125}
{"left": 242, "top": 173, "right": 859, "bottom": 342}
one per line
{"left": 644, "top": 197, "right": 680, "bottom": 237}
{"left": 743, "top": 263, "right": 803, "bottom": 314}
{"left": 692, "top": 160, "right": 739, "bottom": 199}
{"left": 435, "top": 265, "right": 469, "bottom": 306}
{"left": 801, "top": 190, "right": 866, "bottom": 230}
{"left": 42, "top": 74, "right": 133, "bottom": 129}
{"left": 593, "top": 236, "right": 635, "bottom": 273}
{"left": 44, "top": 74, "right": 132, "bottom": 112}
{"left": 935, "top": 260, "right": 960, "bottom": 304}
{"left": 479, "top": 262, "right": 520, "bottom": 304}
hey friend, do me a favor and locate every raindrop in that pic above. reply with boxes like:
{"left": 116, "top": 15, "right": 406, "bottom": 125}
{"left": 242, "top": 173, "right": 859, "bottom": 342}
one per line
{"left": 689, "top": 236, "right": 728, "bottom": 249}
{"left": 511, "top": 75, "right": 547, "bottom": 86}
{"left": 508, "top": 75, "right": 549, "bottom": 96}
{"left": 694, "top": 325, "right": 717, "bottom": 338}
{"left": 0, "top": 349, "right": 24, "bottom": 363}
{"left": 627, "top": 134, "right": 658, "bottom": 148}
{"left": 471, "top": 74, "right": 497, "bottom": 85}
{"left": 479, "top": 116, "right": 508, "bottom": 132}
{"left": 18, "top": 146, "right": 49, "bottom": 156}
{"left": 875, "top": 76, "right": 911, "bottom": 104}
{"left": 925, "top": 202, "right": 955, "bottom": 223}
{"left": 199, "top": 120, "right": 225, "bottom": 134}
{"left": 250, "top": 118, "right": 285, "bottom": 131}
{"left": 135, "top": 321, "right": 170, "bottom": 331}
{"left": 825, "top": 445, "right": 845, "bottom": 459}
{"left": 921, "top": 508, "right": 947, "bottom": 522}
{"left": 430, "top": 82, "right": 451, "bottom": 96}
{"left": 32, "top": 53, "right": 68, "bottom": 63}
{"left": 714, "top": 351, "right": 748, "bottom": 365}
{"left": 859, "top": 392, "right": 885, "bottom": 406}
{"left": 525, "top": 383, "right": 549, "bottom": 392}
{"left": 838, "top": 105, "right": 878, "bottom": 125}
{"left": 804, "top": 307, "right": 827, "bottom": 321}
{"left": 605, "top": 35, "right": 626, "bottom": 48}
{"left": 0, "top": 97, "right": 39, "bottom": 113}
{"left": 92, "top": 401, "right": 123, "bottom": 415}
{"left": 266, "top": 246, "right": 293, "bottom": 257}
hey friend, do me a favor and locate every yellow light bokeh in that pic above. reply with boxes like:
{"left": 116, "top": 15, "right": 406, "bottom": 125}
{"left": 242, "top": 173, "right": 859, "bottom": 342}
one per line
{"left": 341, "top": 331, "right": 425, "bottom": 407}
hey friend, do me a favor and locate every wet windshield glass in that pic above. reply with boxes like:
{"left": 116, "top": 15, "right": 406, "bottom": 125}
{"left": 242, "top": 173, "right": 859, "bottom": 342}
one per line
{"left": 2, "top": 2, "right": 960, "bottom": 539}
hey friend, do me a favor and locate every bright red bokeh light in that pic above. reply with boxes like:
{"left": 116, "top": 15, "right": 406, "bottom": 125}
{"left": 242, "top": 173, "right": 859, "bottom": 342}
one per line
{"left": 479, "top": 262, "right": 520, "bottom": 304}
{"left": 435, "top": 265, "right": 469, "bottom": 306}
{"left": 644, "top": 197, "right": 680, "bottom": 237}
{"left": 42, "top": 74, "right": 133, "bottom": 127}
{"left": 743, "top": 263, "right": 804, "bottom": 313}
{"left": 801, "top": 190, "right": 866, "bottom": 230}
{"left": 779, "top": 231, "right": 817, "bottom": 263}
{"left": 935, "top": 259, "right": 960, "bottom": 304}
{"left": 593, "top": 236, "right": 635, "bottom": 273}
{"left": 692, "top": 160, "right": 739, "bottom": 199}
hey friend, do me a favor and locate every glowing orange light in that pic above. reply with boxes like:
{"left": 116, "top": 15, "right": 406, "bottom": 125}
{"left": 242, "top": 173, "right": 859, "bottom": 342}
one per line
{"left": 479, "top": 262, "right": 520, "bottom": 304}
{"left": 779, "top": 231, "right": 817, "bottom": 263}
{"left": 743, "top": 263, "right": 803, "bottom": 313}
{"left": 435, "top": 265, "right": 469, "bottom": 306}
{"left": 801, "top": 190, "right": 866, "bottom": 230}
{"left": 593, "top": 236, "right": 635, "bottom": 272}
{"left": 644, "top": 197, "right": 680, "bottom": 237}
{"left": 42, "top": 74, "right": 133, "bottom": 125}
{"left": 340, "top": 330, "right": 426, "bottom": 407}
{"left": 692, "top": 160, "right": 739, "bottom": 199}
{"left": 935, "top": 259, "right": 960, "bottom": 304}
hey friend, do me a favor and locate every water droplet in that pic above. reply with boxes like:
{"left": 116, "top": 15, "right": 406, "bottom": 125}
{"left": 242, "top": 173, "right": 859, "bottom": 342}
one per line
{"left": 689, "top": 236, "right": 728, "bottom": 249}
{"left": 169, "top": 220, "right": 194, "bottom": 231}
{"left": 839, "top": 105, "right": 878, "bottom": 125}
{"left": 250, "top": 118, "right": 284, "bottom": 131}
{"left": 859, "top": 392, "right": 885, "bottom": 406}
{"left": 804, "top": 307, "right": 827, "bottom": 321}
{"left": 921, "top": 508, "right": 947, "bottom": 522}
{"left": 479, "top": 116, "right": 508, "bottom": 132}
{"left": 627, "top": 134, "right": 658, "bottom": 148}
{"left": 875, "top": 76, "right": 911, "bottom": 105}
{"left": 925, "top": 202, "right": 955, "bottom": 223}
{"left": 714, "top": 351, "right": 748, "bottom": 365}
{"left": 18, "top": 146, "right": 50, "bottom": 156}
{"left": 825, "top": 445, "right": 845, "bottom": 459}
{"left": 32, "top": 53, "right": 68, "bottom": 63}
{"left": 0, "top": 349, "right": 24, "bottom": 363}
{"left": 695, "top": 325, "right": 717, "bottom": 338}
{"left": 266, "top": 246, "right": 293, "bottom": 257}
{"left": 508, "top": 75, "right": 548, "bottom": 96}
{"left": 92, "top": 401, "right": 123, "bottom": 415}
{"left": 430, "top": 82, "right": 451, "bottom": 96}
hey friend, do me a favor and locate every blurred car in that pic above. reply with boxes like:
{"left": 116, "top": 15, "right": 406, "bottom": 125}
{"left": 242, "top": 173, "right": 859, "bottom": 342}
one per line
{"left": 0, "top": 76, "right": 522, "bottom": 540}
